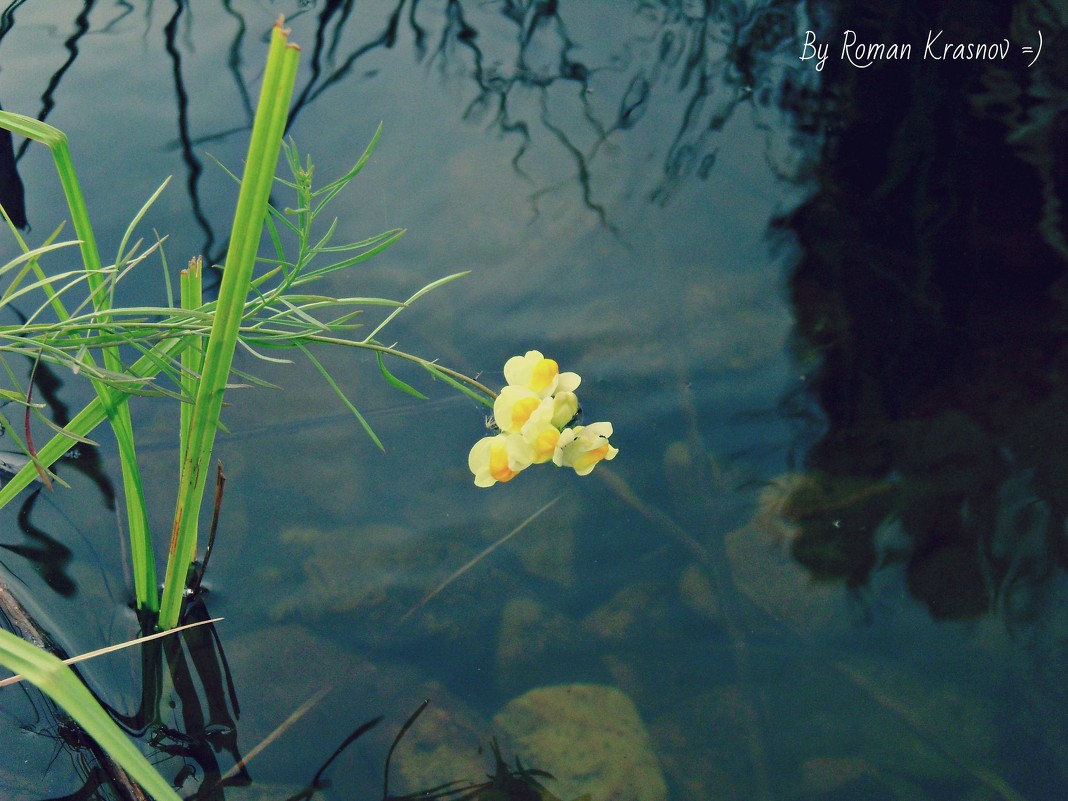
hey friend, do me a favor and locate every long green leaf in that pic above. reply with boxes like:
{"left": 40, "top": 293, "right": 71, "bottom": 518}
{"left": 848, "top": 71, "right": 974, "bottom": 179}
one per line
{"left": 359, "top": 271, "right": 469, "bottom": 344}
{"left": 158, "top": 19, "right": 301, "bottom": 630}
{"left": 377, "top": 351, "right": 428, "bottom": 400}
{"left": 0, "top": 110, "right": 158, "bottom": 612}
{"left": 0, "top": 629, "right": 181, "bottom": 801}
{"left": 298, "top": 342, "right": 384, "bottom": 450}
{"left": 310, "top": 122, "right": 383, "bottom": 216}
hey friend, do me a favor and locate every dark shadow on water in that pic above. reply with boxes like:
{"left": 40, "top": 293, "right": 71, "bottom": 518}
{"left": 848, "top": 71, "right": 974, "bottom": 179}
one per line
{"left": 0, "top": 354, "right": 118, "bottom": 599}
{"left": 780, "top": 0, "right": 1068, "bottom": 622}
{"left": 161, "top": 3, "right": 218, "bottom": 267}
{"left": 279, "top": 699, "right": 577, "bottom": 801}
{"left": 143, "top": 601, "right": 247, "bottom": 799}
{"left": 5, "top": 489, "right": 75, "bottom": 597}
{"left": 27, "top": 356, "right": 117, "bottom": 513}
{"left": 0, "top": 100, "right": 27, "bottom": 229}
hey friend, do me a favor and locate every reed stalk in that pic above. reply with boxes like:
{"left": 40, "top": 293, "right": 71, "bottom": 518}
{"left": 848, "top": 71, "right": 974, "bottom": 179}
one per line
{"left": 179, "top": 256, "right": 203, "bottom": 477}
{"left": 0, "top": 111, "right": 157, "bottom": 611}
{"left": 157, "top": 19, "right": 301, "bottom": 629}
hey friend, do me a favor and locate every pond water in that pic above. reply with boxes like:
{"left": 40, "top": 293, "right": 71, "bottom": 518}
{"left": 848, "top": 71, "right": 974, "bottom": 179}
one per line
{"left": 0, "top": 1, "right": 1067, "bottom": 799}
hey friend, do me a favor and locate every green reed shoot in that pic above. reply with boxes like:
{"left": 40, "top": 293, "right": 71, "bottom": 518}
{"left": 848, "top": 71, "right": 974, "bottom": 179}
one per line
{"left": 179, "top": 255, "right": 203, "bottom": 477}
{"left": 0, "top": 17, "right": 496, "bottom": 630}
{"left": 0, "top": 114, "right": 157, "bottom": 611}
{"left": 157, "top": 19, "right": 301, "bottom": 629}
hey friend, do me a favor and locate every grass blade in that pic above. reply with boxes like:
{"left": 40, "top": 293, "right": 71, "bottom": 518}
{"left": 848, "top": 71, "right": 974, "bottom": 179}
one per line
{"left": 158, "top": 18, "right": 302, "bottom": 630}
{"left": 298, "top": 342, "right": 384, "bottom": 451}
{"left": 377, "top": 351, "right": 428, "bottom": 400}
{"left": 0, "top": 628, "right": 182, "bottom": 801}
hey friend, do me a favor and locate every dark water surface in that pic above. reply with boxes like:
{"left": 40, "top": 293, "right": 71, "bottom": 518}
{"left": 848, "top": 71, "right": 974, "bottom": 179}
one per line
{"left": 0, "top": 1, "right": 1066, "bottom": 799}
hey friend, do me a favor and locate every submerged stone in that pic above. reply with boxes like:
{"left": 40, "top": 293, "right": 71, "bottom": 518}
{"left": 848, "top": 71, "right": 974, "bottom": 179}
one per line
{"left": 492, "top": 683, "right": 668, "bottom": 801}
{"left": 724, "top": 474, "right": 850, "bottom": 638}
{"left": 254, "top": 521, "right": 512, "bottom": 649}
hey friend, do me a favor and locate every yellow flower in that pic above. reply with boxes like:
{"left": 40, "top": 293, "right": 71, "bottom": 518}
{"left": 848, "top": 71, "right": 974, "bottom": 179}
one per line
{"left": 469, "top": 351, "right": 615, "bottom": 486}
{"left": 519, "top": 397, "right": 563, "bottom": 463}
{"left": 504, "top": 350, "right": 580, "bottom": 398}
{"left": 469, "top": 434, "right": 534, "bottom": 487}
{"left": 493, "top": 385, "right": 543, "bottom": 434}
{"left": 552, "top": 423, "right": 618, "bottom": 476}
{"left": 527, "top": 424, "right": 562, "bottom": 463}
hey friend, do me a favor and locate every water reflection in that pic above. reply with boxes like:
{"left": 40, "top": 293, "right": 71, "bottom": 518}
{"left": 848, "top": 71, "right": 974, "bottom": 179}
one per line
{"left": 0, "top": 0, "right": 818, "bottom": 796}
{"left": 13, "top": 0, "right": 1067, "bottom": 798}
{"left": 782, "top": 1, "right": 1068, "bottom": 621}
{"left": 0, "top": 356, "right": 116, "bottom": 600}
{"left": 0, "top": 0, "right": 820, "bottom": 248}
{"left": 161, "top": 3, "right": 220, "bottom": 262}
{"left": 6, "top": 490, "right": 75, "bottom": 597}
{"left": 152, "top": 604, "right": 247, "bottom": 798}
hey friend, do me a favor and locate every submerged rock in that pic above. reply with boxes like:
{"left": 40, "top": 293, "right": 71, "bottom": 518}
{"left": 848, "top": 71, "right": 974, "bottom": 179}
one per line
{"left": 253, "top": 521, "right": 514, "bottom": 650}
{"left": 724, "top": 474, "right": 850, "bottom": 638}
{"left": 492, "top": 683, "right": 668, "bottom": 801}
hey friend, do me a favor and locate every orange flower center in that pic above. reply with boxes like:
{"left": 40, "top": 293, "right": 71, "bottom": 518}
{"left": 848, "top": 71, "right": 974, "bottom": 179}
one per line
{"left": 532, "top": 427, "right": 561, "bottom": 463}
{"left": 530, "top": 358, "right": 559, "bottom": 393}
{"left": 512, "top": 396, "right": 541, "bottom": 429}
{"left": 489, "top": 443, "right": 518, "bottom": 483}
{"left": 574, "top": 442, "right": 610, "bottom": 472}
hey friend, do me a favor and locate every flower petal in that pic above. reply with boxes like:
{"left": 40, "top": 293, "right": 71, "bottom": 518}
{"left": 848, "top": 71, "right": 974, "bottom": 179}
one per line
{"left": 552, "top": 423, "right": 618, "bottom": 475}
{"left": 469, "top": 433, "right": 533, "bottom": 486}
{"left": 493, "top": 385, "right": 542, "bottom": 433}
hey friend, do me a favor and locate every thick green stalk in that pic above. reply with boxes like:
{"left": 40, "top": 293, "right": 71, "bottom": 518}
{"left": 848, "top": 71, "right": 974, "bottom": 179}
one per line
{"left": 157, "top": 20, "right": 301, "bottom": 629}
{"left": 0, "top": 111, "right": 157, "bottom": 612}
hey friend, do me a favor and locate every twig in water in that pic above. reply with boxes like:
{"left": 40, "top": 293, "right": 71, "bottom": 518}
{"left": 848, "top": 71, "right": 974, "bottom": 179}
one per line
{"left": 308, "top": 713, "right": 385, "bottom": 790}
{"left": 217, "top": 685, "right": 331, "bottom": 784}
{"left": 187, "top": 461, "right": 226, "bottom": 598}
{"left": 0, "top": 617, "right": 223, "bottom": 688}
{"left": 397, "top": 494, "right": 563, "bottom": 625}
{"left": 383, "top": 699, "right": 430, "bottom": 799}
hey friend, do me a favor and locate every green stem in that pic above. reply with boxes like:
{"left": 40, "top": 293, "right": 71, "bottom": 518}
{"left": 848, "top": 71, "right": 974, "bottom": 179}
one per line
{"left": 157, "top": 19, "right": 301, "bottom": 630}
{"left": 0, "top": 110, "right": 157, "bottom": 612}
{"left": 179, "top": 256, "right": 203, "bottom": 469}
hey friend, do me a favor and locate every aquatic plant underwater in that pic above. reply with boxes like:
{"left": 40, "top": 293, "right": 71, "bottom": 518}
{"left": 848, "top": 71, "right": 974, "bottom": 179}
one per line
{"left": 0, "top": 16, "right": 615, "bottom": 801}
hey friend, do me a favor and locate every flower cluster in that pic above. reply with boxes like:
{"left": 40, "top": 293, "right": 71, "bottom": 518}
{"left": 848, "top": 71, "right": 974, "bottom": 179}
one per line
{"left": 468, "top": 351, "right": 618, "bottom": 487}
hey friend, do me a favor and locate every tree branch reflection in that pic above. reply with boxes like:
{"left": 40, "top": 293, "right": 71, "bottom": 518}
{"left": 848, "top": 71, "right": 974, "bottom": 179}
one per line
{"left": 3, "top": 0, "right": 821, "bottom": 246}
